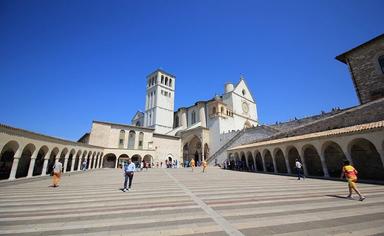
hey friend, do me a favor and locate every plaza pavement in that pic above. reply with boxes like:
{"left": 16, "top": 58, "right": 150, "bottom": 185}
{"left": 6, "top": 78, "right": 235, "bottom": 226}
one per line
{"left": 0, "top": 167, "right": 383, "bottom": 236}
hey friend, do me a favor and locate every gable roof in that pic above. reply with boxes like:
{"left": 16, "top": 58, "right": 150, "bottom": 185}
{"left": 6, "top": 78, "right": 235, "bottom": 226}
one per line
{"left": 336, "top": 34, "right": 384, "bottom": 64}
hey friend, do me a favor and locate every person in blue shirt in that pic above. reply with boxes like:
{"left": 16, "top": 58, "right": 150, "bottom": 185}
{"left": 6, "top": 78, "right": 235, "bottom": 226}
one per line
{"left": 123, "top": 158, "right": 136, "bottom": 192}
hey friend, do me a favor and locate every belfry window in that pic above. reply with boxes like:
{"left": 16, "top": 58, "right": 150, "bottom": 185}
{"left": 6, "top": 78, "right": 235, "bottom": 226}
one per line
{"left": 169, "top": 79, "right": 172, "bottom": 87}
{"left": 379, "top": 55, "right": 384, "bottom": 74}
{"left": 161, "top": 75, "right": 164, "bottom": 84}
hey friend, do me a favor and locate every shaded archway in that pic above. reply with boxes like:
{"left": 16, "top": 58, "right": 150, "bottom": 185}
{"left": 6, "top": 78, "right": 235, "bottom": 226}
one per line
{"left": 274, "top": 149, "right": 287, "bottom": 173}
{"left": 59, "top": 148, "right": 68, "bottom": 167}
{"left": 263, "top": 150, "right": 274, "bottom": 172}
{"left": 303, "top": 145, "right": 323, "bottom": 176}
{"left": 33, "top": 146, "right": 48, "bottom": 176}
{"left": 240, "top": 152, "right": 247, "bottom": 171}
{"left": 287, "top": 146, "right": 301, "bottom": 172}
{"left": 118, "top": 154, "right": 129, "bottom": 168}
{"left": 46, "top": 147, "right": 59, "bottom": 175}
{"left": 81, "top": 151, "right": 88, "bottom": 169}
{"left": 255, "top": 151, "right": 263, "bottom": 171}
{"left": 323, "top": 141, "right": 346, "bottom": 178}
{"left": 86, "top": 152, "right": 92, "bottom": 169}
{"left": 103, "top": 153, "right": 117, "bottom": 168}
{"left": 16, "top": 143, "right": 36, "bottom": 178}
{"left": 0, "top": 141, "right": 19, "bottom": 180}
{"left": 247, "top": 152, "right": 254, "bottom": 172}
{"left": 73, "top": 150, "right": 81, "bottom": 171}
{"left": 144, "top": 155, "right": 153, "bottom": 167}
{"left": 349, "top": 138, "right": 384, "bottom": 180}
{"left": 66, "top": 149, "right": 76, "bottom": 172}
{"left": 185, "top": 136, "right": 202, "bottom": 163}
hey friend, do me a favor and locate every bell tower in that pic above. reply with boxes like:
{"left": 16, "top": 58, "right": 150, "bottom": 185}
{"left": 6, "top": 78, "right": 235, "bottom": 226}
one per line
{"left": 144, "top": 69, "right": 175, "bottom": 134}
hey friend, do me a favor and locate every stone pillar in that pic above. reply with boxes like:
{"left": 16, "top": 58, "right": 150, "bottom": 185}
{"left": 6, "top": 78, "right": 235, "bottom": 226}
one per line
{"left": 8, "top": 153, "right": 21, "bottom": 180}
{"left": 298, "top": 149, "right": 309, "bottom": 177}
{"left": 261, "top": 156, "right": 266, "bottom": 172}
{"left": 95, "top": 155, "right": 99, "bottom": 169}
{"left": 27, "top": 150, "right": 39, "bottom": 178}
{"left": 271, "top": 153, "right": 278, "bottom": 174}
{"left": 77, "top": 154, "right": 83, "bottom": 171}
{"left": 62, "top": 152, "right": 70, "bottom": 173}
{"left": 245, "top": 155, "right": 249, "bottom": 170}
{"left": 114, "top": 158, "right": 118, "bottom": 168}
{"left": 198, "top": 103, "right": 207, "bottom": 128}
{"left": 319, "top": 153, "right": 330, "bottom": 178}
{"left": 252, "top": 155, "right": 256, "bottom": 172}
{"left": 181, "top": 109, "right": 187, "bottom": 129}
{"left": 70, "top": 154, "right": 76, "bottom": 172}
{"left": 285, "top": 156, "right": 291, "bottom": 174}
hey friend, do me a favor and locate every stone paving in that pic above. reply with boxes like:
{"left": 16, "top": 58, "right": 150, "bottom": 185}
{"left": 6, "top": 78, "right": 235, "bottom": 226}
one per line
{"left": 0, "top": 167, "right": 383, "bottom": 235}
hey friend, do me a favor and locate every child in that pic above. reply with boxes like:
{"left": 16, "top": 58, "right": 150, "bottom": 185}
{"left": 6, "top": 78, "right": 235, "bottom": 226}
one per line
{"left": 340, "top": 160, "right": 365, "bottom": 201}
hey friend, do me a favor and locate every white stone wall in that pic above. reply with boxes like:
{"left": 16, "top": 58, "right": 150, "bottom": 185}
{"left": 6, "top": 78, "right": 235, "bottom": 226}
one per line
{"left": 152, "top": 134, "right": 182, "bottom": 165}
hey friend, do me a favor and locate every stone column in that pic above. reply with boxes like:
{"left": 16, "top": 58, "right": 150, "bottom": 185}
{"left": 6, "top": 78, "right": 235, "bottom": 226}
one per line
{"left": 285, "top": 156, "right": 291, "bottom": 174}
{"left": 252, "top": 155, "right": 256, "bottom": 172}
{"left": 198, "top": 103, "right": 207, "bottom": 128}
{"left": 27, "top": 150, "right": 39, "bottom": 177}
{"left": 261, "top": 156, "right": 266, "bottom": 172}
{"left": 114, "top": 158, "right": 118, "bottom": 168}
{"left": 298, "top": 149, "right": 309, "bottom": 177}
{"left": 271, "top": 153, "right": 277, "bottom": 174}
{"left": 245, "top": 154, "right": 249, "bottom": 170}
{"left": 319, "top": 153, "right": 330, "bottom": 178}
{"left": 70, "top": 154, "right": 76, "bottom": 172}
{"left": 8, "top": 152, "right": 21, "bottom": 180}
{"left": 63, "top": 152, "right": 70, "bottom": 173}
{"left": 95, "top": 155, "right": 99, "bottom": 169}
{"left": 77, "top": 153, "right": 83, "bottom": 171}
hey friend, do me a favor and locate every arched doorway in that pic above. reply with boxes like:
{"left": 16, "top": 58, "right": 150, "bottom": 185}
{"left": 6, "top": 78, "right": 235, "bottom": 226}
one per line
{"left": 287, "top": 146, "right": 301, "bottom": 173}
{"left": 255, "top": 151, "right": 263, "bottom": 171}
{"left": 323, "top": 141, "right": 346, "bottom": 178}
{"left": 118, "top": 154, "right": 129, "bottom": 168}
{"left": 103, "top": 154, "right": 117, "bottom": 168}
{"left": 47, "top": 148, "right": 59, "bottom": 175}
{"left": 16, "top": 144, "right": 35, "bottom": 178}
{"left": 189, "top": 136, "right": 202, "bottom": 164}
{"left": 275, "top": 149, "right": 287, "bottom": 173}
{"left": 0, "top": 141, "right": 19, "bottom": 180}
{"left": 131, "top": 154, "right": 141, "bottom": 167}
{"left": 143, "top": 155, "right": 153, "bottom": 167}
{"left": 33, "top": 146, "right": 48, "bottom": 176}
{"left": 303, "top": 145, "right": 323, "bottom": 176}
{"left": 349, "top": 139, "right": 384, "bottom": 180}
{"left": 263, "top": 150, "right": 274, "bottom": 172}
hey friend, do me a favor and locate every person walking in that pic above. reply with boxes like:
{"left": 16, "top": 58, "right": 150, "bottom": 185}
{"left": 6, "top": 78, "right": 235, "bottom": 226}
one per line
{"left": 295, "top": 159, "right": 305, "bottom": 180}
{"left": 123, "top": 158, "right": 136, "bottom": 192}
{"left": 340, "top": 160, "right": 365, "bottom": 201}
{"left": 190, "top": 159, "right": 195, "bottom": 172}
{"left": 82, "top": 160, "right": 87, "bottom": 171}
{"left": 202, "top": 160, "right": 207, "bottom": 173}
{"left": 52, "top": 160, "right": 63, "bottom": 187}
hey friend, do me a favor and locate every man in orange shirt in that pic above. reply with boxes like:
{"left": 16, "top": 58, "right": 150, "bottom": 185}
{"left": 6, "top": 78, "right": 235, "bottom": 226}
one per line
{"left": 202, "top": 160, "right": 207, "bottom": 173}
{"left": 340, "top": 160, "right": 365, "bottom": 201}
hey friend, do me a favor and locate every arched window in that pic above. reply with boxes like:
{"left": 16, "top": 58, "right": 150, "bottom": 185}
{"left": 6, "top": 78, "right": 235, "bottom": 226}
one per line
{"left": 138, "top": 132, "right": 144, "bottom": 149}
{"left": 161, "top": 75, "right": 164, "bottom": 84}
{"left": 165, "top": 77, "right": 168, "bottom": 86}
{"left": 169, "top": 79, "right": 172, "bottom": 87}
{"left": 379, "top": 55, "right": 384, "bottom": 74}
{"left": 119, "top": 130, "right": 125, "bottom": 148}
{"left": 212, "top": 107, "right": 216, "bottom": 115}
{"left": 192, "top": 111, "right": 196, "bottom": 124}
{"left": 221, "top": 107, "right": 224, "bottom": 114}
{"left": 128, "top": 131, "right": 136, "bottom": 149}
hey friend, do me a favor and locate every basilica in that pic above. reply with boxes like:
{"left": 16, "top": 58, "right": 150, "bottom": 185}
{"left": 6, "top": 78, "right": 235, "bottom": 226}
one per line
{"left": 0, "top": 34, "right": 383, "bottom": 182}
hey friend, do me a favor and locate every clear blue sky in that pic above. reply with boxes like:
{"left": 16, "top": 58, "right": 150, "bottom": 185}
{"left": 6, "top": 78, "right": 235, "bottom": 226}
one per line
{"left": 0, "top": 0, "right": 383, "bottom": 141}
